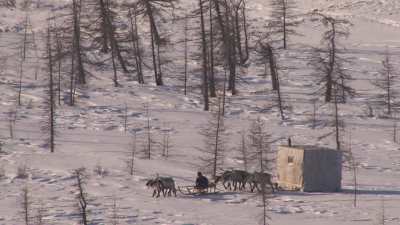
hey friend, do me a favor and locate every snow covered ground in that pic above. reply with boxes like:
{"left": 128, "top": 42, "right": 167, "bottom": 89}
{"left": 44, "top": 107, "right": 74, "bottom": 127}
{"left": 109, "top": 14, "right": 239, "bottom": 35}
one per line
{"left": 1, "top": 0, "right": 400, "bottom": 224}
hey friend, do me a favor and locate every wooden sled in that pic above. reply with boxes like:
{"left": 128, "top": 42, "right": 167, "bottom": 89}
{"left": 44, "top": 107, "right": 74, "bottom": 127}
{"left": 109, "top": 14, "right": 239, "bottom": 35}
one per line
{"left": 178, "top": 185, "right": 218, "bottom": 195}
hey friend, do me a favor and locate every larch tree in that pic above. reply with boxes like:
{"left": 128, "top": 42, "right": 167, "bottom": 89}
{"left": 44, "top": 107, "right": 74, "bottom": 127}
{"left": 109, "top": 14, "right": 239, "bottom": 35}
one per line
{"left": 371, "top": 49, "right": 398, "bottom": 116}
{"left": 135, "top": 0, "right": 177, "bottom": 86}
{"left": 199, "top": 0, "right": 210, "bottom": 111}
{"left": 73, "top": 168, "right": 90, "bottom": 225}
{"left": 248, "top": 117, "right": 273, "bottom": 172}
{"left": 310, "top": 13, "right": 354, "bottom": 103}
{"left": 198, "top": 98, "right": 227, "bottom": 179}
{"left": 127, "top": 3, "right": 145, "bottom": 84}
{"left": 41, "top": 22, "right": 56, "bottom": 153}
{"left": 257, "top": 40, "right": 285, "bottom": 120}
{"left": 269, "top": 0, "right": 300, "bottom": 49}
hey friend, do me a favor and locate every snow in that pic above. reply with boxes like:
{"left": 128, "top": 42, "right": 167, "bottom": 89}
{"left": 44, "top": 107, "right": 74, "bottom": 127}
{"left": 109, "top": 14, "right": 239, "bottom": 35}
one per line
{"left": 1, "top": 0, "right": 400, "bottom": 225}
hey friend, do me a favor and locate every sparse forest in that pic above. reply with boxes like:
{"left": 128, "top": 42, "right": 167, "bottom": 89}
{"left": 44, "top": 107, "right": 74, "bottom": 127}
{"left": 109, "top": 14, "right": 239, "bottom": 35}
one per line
{"left": 1, "top": 0, "right": 400, "bottom": 225}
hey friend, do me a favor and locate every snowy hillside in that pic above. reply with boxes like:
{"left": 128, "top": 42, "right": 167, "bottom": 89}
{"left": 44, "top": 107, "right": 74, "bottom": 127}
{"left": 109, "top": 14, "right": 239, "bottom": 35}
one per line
{"left": 1, "top": 0, "right": 400, "bottom": 225}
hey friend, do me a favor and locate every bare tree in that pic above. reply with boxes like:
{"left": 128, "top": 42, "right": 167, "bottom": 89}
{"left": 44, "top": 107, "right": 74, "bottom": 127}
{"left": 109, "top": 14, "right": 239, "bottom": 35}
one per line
{"left": 123, "top": 103, "right": 128, "bottom": 133}
{"left": 371, "top": 49, "right": 398, "bottom": 116}
{"left": 126, "top": 132, "right": 137, "bottom": 175}
{"left": 310, "top": 13, "right": 354, "bottom": 103}
{"left": 212, "top": 0, "right": 238, "bottom": 95}
{"left": 258, "top": 41, "right": 285, "bottom": 120}
{"left": 72, "top": 0, "right": 86, "bottom": 85}
{"left": 199, "top": 98, "right": 226, "bottom": 178}
{"left": 42, "top": 22, "right": 56, "bottom": 153}
{"left": 231, "top": 0, "right": 249, "bottom": 64}
{"left": 161, "top": 125, "right": 173, "bottom": 158}
{"left": 127, "top": 4, "right": 144, "bottom": 84}
{"left": 248, "top": 117, "right": 272, "bottom": 172}
{"left": 135, "top": 0, "right": 177, "bottom": 86}
{"left": 199, "top": 0, "right": 209, "bottom": 111}
{"left": 8, "top": 108, "right": 16, "bottom": 139}
{"left": 269, "top": 0, "right": 300, "bottom": 49}
{"left": 238, "top": 130, "right": 249, "bottom": 171}
{"left": 73, "top": 168, "right": 90, "bottom": 225}
{"left": 110, "top": 197, "right": 119, "bottom": 225}
{"left": 208, "top": 0, "right": 216, "bottom": 97}
{"left": 183, "top": 15, "right": 189, "bottom": 95}
{"left": 17, "top": 39, "right": 24, "bottom": 106}
{"left": 259, "top": 180, "right": 271, "bottom": 225}
{"left": 20, "top": 185, "right": 31, "bottom": 225}
{"left": 142, "top": 103, "right": 155, "bottom": 159}
{"left": 343, "top": 127, "right": 357, "bottom": 207}
{"left": 34, "top": 202, "right": 46, "bottom": 225}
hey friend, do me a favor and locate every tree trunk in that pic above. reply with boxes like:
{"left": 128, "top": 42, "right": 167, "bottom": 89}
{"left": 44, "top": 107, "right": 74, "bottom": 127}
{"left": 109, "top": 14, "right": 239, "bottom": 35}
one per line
{"left": 73, "top": 0, "right": 85, "bottom": 85}
{"left": 199, "top": 0, "right": 209, "bottom": 111}
{"left": 209, "top": 0, "right": 216, "bottom": 97}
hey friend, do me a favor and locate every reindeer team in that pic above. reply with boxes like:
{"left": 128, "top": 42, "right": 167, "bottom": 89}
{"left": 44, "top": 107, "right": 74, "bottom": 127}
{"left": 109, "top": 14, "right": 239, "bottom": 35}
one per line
{"left": 146, "top": 170, "right": 277, "bottom": 198}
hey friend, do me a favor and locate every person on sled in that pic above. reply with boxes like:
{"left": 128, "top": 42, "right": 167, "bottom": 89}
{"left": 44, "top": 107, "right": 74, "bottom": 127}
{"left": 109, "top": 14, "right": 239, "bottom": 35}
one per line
{"left": 195, "top": 172, "right": 209, "bottom": 192}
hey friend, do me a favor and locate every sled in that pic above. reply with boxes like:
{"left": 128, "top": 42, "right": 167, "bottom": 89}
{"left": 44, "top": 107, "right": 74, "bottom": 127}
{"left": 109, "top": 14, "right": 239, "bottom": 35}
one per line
{"left": 177, "top": 185, "right": 219, "bottom": 195}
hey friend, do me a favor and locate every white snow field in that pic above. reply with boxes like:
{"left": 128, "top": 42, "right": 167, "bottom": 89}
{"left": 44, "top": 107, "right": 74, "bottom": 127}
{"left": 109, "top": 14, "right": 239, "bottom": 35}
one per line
{"left": 1, "top": 0, "right": 400, "bottom": 224}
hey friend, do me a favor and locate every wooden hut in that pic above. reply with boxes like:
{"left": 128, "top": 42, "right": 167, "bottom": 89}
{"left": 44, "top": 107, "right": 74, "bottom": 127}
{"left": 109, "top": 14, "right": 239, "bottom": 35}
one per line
{"left": 277, "top": 145, "right": 342, "bottom": 192}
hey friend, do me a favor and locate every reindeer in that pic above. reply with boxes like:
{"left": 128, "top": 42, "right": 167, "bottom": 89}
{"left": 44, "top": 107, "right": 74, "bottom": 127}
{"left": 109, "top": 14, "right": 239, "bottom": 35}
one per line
{"left": 146, "top": 176, "right": 177, "bottom": 198}
{"left": 215, "top": 170, "right": 251, "bottom": 191}
{"left": 246, "top": 172, "right": 277, "bottom": 193}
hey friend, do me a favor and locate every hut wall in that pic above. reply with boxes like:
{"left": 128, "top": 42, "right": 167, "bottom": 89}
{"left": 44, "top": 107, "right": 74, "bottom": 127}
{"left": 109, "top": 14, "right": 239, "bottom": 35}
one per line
{"left": 302, "top": 149, "right": 342, "bottom": 192}
{"left": 277, "top": 146, "right": 304, "bottom": 190}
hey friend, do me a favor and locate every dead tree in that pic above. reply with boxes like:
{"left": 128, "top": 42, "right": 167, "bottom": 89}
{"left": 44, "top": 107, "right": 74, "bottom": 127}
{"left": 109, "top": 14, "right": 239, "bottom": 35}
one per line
{"left": 248, "top": 117, "right": 272, "bottom": 172}
{"left": 126, "top": 132, "right": 136, "bottom": 175}
{"left": 208, "top": 0, "right": 216, "bottom": 97}
{"left": 257, "top": 41, "right": 278, "bottom": 90}
{"left": 333, "top": 84, "right": 341, "bottom": 150}
{"left": 110, "top": 197, "right": 119, "bottom": 225}
{"left": 92, "top": 0, "right": 129, "bottom": 84}
{"left": 143, "top": 103, "right": 155, "bottom": 159}
{"left": 251, "top": 119, "right": 272, "bottom": 225}
{"left": 371, "top": 49, "right": 398, "bottom": 116}
{"left": 53, "top": 23, "right": 63, "bottom": 106}
{"left": 231, "top": 0, "right": 249, "bottom": 64}
{"left": 269, "top": 0, "right": 300, "bottom": 49}
{"left": 72, "top": 0, "right": 86, "bottom": 85}
{"left": 136, "top": 0, "right": 177, "bottom": 86}
{"left": 257, "top": 41, "right": 285, "bottom": 120}
{"left": 238, "top": 130, "right": 249, "bottom": 171}
{"left": 128, "top": 5, "right": 144, "bottom": 84}
{"left": 199, "top": 0, "right": 209, "bottom": 111}
{"left": 259, "top": 179, "right": 271, "bottom": 225}
{"left": 310, "top": 13, "right": 354, "bottom": 103}
{"left": 212, "top": 0, "right": 238, "bottom": 95}
{"left": 161, "top": 126, "right": 172, "bottom": 158}
{"left": 21, "top": 186, "right": 30, "bottom": 225}
{"left": 123, "top": 103, "right": 128, "bottom": 133}
{"left": 35, "top": 203, "right": 46, "bottom": 225}
{"left": 184, "top": 15, "right": 189, "bottom": 95}
{"left": 8, "top": 108, "right": 16, "bottom": 139}
{"left": 344, "top": 128, "right": 357, "bottom": 207}
{"left": 18, "top": 41, "right": 24, "bottom": 106}
{"left": 73, "top": 168, "right": 89, "bottom": 225}
{"left": 41, "top": 22, "right": 56, "bottom": 153}
{"left": 199, "top": 98, "right": 226, "bottom": 179}
{"left": 241, "top": 0, "right": 249, "bottom": 63}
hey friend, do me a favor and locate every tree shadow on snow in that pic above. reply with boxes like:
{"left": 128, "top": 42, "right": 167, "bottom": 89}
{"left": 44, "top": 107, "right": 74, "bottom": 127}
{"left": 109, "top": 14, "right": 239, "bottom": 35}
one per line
{"left": 341, "top": 188, "right": 400, "bottom": 196}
